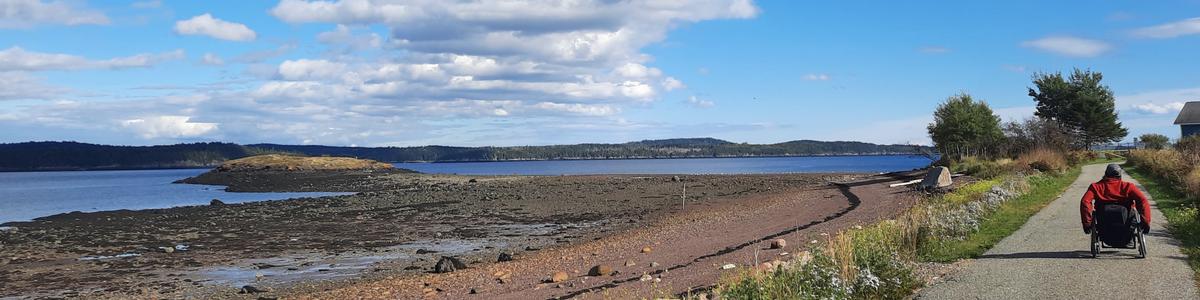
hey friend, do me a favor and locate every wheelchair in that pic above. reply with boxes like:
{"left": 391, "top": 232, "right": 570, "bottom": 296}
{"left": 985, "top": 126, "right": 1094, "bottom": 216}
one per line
{"left": 1089, "top": 201, "right": 1147, "bottom": 258}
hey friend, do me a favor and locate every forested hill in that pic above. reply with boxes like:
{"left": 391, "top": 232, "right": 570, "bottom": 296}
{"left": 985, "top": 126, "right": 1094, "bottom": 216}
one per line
{"left": 0, "top": 142, "right": 284, "bottom": 171}
{"left": 0, "top": 138, "right": 929, "bottom": 171}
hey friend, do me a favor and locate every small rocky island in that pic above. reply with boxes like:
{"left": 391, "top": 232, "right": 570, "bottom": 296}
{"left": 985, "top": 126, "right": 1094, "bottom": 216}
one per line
{"left": 176, "top": 154, "right": 413, "bottom": 192}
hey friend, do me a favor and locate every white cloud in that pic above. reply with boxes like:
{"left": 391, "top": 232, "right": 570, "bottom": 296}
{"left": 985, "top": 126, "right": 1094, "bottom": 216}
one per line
{"left": 1131, "top": 17, "right": 1200, "bottom": 39}
{"left": 662, "top": 77, "right": 685, "bottom": 91}
{"left": 685, "top": 96, "right": 714, "bottom": 108}
{"left": 200, "top": 53, "right": 224, "bottom": 66}
{"left": 0, "top": 0, "right": 109, "bottom": 29}
{"left": 1021, "top": 36, "right": 1111, "bottom": 57}
{"left": 1130, "top": 102, "right": 1186, "bottom": 114}
{"left": 174, "top": 14, "right": 257, "bottom": 42}
{"left": 317, "top": 24, "right": 381, "bottom": 52}
{"left": 0, "top": 47, "right": 184, "bottom": 71}
{"left": 121, "top": 116, "right": 218, "bottom": 139}
{"left": 3, "top": 1, "right": 762, "bottom": 146}
{"left": 0, "top": 71, "right": 60, "bottom": 100}
{"left": 803, "top": 73, "right": 830, "bottom": 81}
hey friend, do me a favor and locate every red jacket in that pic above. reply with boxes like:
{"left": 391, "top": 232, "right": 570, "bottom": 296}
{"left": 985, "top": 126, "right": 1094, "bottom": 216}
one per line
{"left": 1079, "top": 177, "right": 1151, "bottom": 228}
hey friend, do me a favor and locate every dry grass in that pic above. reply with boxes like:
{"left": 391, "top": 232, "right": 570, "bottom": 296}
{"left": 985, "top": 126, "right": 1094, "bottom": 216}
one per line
{"left": 1017, "top": 148, "right": 1067, "bottom": 172}
{"left": 215, "top": 154, "right": 394, "bottom": 172}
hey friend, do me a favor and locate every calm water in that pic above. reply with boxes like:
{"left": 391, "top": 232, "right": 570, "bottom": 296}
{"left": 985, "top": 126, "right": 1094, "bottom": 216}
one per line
{"left": 0, "top": 169, "right": 348, "bottom": 224}
{"left": 395, "top": 155, "right": 932, "bottom": 175}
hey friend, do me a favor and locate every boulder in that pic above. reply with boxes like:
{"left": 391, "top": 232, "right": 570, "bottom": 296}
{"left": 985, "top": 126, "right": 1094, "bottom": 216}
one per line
{"left": 434, "top": 256, "right": 467, "bottom": 273}
{"left": 769, "top": 238, "right": 786, "bottom": 249}
{"left": 588, "top": 265, "right": 615, "bottom": 276}
{"left": 921, "top": 166, "right": 953, "bottom": 189}
{"left": 497, "top": 252, "right": 513, "bottom": 262}
{"left": 210, "top": 199, "right": 225, "bottom": 206}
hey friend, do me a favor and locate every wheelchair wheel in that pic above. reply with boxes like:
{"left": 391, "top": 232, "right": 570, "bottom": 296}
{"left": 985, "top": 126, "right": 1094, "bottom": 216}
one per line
{"left": 1136, "top": 229, "right": 1147, "bottom": 259}
{"left": 1090, "top": 231, "right": 1100, "bottom": 258}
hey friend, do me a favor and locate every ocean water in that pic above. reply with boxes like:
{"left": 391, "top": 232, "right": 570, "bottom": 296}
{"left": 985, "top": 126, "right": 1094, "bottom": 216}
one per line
{"left": 0, "top": 169, "right": 348, "bottom": 224}
{"left": 0, "top": 155, "right": 930, "bottom": 223}
{"left": 395, "top": 155, "right": 932, "bottom": 175}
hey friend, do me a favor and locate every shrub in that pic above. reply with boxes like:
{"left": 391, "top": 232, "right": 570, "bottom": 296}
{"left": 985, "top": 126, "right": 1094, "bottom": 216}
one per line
{"left": 951, "top": 156, "right": 1010, "bottom": 178}
{"left": 1018, "top": 148, "right": 1067, "bottom": 173}
{"left": 1139, "top": 133, "right": 1170, "bottom": 150}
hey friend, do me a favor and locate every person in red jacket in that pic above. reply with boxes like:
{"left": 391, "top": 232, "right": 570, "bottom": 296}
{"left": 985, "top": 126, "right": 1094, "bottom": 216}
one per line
{"left": 1080, "top": 164, "right": 1151, "bottom": 234}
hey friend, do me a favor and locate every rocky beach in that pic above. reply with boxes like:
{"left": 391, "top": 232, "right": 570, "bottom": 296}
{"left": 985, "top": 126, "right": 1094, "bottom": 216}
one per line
{"left": 0, "top": 155, "right": 927, "bottom": 299}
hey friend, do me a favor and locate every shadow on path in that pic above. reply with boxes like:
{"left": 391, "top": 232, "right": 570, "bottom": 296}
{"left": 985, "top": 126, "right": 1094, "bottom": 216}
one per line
{"left": 978, "top": 251, "right": 1093, "bottom": 259}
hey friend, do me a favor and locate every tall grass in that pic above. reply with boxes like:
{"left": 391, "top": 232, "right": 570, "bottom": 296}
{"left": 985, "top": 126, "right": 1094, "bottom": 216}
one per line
{"left": 1125, "top": 148, "right": 1200, "bottom": 286}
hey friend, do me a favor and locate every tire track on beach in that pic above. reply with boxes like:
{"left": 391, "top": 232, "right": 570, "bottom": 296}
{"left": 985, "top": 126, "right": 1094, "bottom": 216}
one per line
{"left": 550, "top": 180, "right": 871, "bottom": 300}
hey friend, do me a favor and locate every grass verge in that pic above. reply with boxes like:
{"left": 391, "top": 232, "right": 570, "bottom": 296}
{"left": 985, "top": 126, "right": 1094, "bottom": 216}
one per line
{"left": 919, "top": 166, "right": 1080, "bottom": 262}
{"left": 1122, "top": 165, "right": 1200, "bottom": 287}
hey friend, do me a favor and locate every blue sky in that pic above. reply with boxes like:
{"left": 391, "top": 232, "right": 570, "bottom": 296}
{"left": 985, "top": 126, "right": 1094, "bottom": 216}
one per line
{"left": 1, "top": 0, "right": 1198, "bottom": 147}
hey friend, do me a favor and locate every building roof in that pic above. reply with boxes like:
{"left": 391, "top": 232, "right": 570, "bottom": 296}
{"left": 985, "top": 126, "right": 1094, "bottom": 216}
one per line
{"left": 1175, "top": 101, "right": 1200, "bottom": 125}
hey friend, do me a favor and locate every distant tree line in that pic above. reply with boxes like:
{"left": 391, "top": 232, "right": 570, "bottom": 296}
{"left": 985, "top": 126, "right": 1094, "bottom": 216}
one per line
{"left": 0, "top": 138, "right": 929, "bottom": 171}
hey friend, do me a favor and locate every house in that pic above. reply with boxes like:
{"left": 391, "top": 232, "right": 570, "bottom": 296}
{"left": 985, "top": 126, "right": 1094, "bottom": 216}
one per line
{"left": 1174, "top": 101, "right": 1200, "bottom": 137}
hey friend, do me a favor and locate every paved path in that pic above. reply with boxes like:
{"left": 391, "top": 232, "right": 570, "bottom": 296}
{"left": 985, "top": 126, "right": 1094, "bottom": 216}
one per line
{"left": 918, "top": 163, "right": 1198, "bottom": 299}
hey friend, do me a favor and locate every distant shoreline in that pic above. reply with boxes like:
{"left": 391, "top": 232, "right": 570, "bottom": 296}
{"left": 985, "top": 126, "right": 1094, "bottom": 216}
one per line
{"left": 0, "top": 153, "right": 930, "bottom": 172}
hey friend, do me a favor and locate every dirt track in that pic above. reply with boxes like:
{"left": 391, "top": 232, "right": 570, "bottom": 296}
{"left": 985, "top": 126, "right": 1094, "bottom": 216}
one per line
{"left": 916, "top": 163, "right": 1198, "bottom": 299}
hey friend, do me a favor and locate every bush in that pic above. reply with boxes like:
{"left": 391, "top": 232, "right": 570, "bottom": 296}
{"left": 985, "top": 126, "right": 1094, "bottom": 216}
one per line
{"left": 1139, "top": 133, "right": 1170, "bottom": 150}
{"left": 1018, "top": 148, "right": 1067, "bottom": 173}
{"left": 951, "top": 157, "right": 1010, "bottom": 178}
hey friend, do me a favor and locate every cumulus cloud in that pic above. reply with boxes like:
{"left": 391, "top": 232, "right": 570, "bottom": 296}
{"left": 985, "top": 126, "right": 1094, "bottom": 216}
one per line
{"left": 803, "top": 73, "right": 830, "bottom": 81}
{"left": 1021, "top": 36, "right": 1111, "bottom": 57}
{"left": 0, "top": 47, "right": 184, "bottom": 71}
{"left": 2, "top": 1, "right": 761, "bottom": 146}
{"left": 1131, "top": 17, "right": 1200, "bottom": 39}
{"left": 121, "top": 116, "right": 218, "bottom": 139}
{"left": 0, "top": 0, "right": 109, "bottom": 29}
{"left": 174, "top": 14, "right": 257, "bottom": 42}
{"left": 317, "top": 24, "right": 382, "bottom": 52}
{"left": 685, "top": 96, "right": 714, "bottom": 108}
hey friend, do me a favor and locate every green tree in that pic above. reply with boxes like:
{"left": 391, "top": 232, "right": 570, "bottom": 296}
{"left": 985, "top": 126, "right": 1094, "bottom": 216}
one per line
{"left": 1138, "top": 133, "right": 1170, "bottom": 150}
{"left": 928, "top": 93, "right": 1004, "bottom": 160}
{"left": 1028, "top": 69, "right": 1128, "bottom": 148}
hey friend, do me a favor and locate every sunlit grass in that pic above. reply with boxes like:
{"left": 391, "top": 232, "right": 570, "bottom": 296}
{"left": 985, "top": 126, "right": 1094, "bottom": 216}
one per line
{"left": 1123, "top": 165, "right": 1200, "bottom": 288}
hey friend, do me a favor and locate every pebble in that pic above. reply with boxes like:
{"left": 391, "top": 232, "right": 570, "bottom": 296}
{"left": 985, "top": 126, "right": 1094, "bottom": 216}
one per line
{"left": 639, "top": 274, "right": 653, "bottom": 282}
{"left": 588, "top": 265, "right": 615, "bottom": 276}
{"left": 649, "top": 262, "right": 660, "bottom": 268}
{"left": 624, "top": 259, "right": 636, "bottom": 267}
{"left": 549, "top": 271, "right": 569, "bottom": 283}
{"left": 434, "top": 256, "right": 466, "bottom": 273}
{"left": 497, "top": 252, "right": 513, "bottom": 262}
{"left": 770, "top": 238, "right": 786, "bottom": 249}
{"left": 238, "top": 285, "right": 270, "bottom": 294}
{"left": 641, "top": 246, "right": 653, "bottom": 253}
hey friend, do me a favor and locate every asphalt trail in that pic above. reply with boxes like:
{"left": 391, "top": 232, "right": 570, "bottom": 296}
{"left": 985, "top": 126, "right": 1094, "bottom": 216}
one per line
{"left": 918, "top": 163, "right": 1198, "bottom": 299}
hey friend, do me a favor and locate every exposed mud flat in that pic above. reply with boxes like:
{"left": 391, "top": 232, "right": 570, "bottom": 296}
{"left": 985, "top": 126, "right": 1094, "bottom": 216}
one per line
{"left": 0, "top": 171, "right": 862, "bottom": 299}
